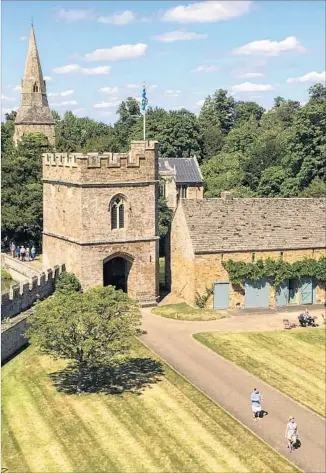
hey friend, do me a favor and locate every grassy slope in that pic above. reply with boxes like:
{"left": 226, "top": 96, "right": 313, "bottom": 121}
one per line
{"left": 194, "top": 328, "right": 325, "bottom": 417}
{"left": 152, "top": 302, "right": 227, "bottom": 321}
{"left": 2, "top": 342, "right": 300, "bottom": 473}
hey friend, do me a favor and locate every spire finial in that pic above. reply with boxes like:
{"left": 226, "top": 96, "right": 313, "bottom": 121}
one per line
{"left": 31, "top": 17, "right": 34, "bottom": 27}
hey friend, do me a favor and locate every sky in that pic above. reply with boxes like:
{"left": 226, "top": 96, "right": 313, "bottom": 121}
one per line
{"left": 2, "top": 1, "right": 325, "bottom": 124}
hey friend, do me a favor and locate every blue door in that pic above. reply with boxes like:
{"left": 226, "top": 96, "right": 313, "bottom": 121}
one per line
{"left": 245, "top": 279, "right": 269, "bottom": 308}
{"left": 300, "top": 277, "right": 313, "bottom": 304}
{"left": 276, "top": 281, "right": 289, "bottom": 307}
{"left": 213, "top": 283, "right": 229, "bottom": 309}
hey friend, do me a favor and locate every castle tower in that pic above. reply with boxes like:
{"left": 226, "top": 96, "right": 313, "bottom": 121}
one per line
{"left": 42, "top": 141, "right": 159, "bottom": 306}
{"left": 14, "top": 25, "right": 55, "bottom": 147}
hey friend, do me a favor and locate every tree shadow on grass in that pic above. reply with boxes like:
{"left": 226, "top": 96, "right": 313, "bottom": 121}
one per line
{"left": 49, "top": 357, "right": 164, "bottom": 395}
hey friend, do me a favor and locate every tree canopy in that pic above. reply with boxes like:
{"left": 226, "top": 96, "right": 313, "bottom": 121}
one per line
{"left": 27, "top": 284, "right": 141, "bottom": 393}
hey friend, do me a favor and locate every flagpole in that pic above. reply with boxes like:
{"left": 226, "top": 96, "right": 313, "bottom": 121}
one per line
{"left": 143, "top": 108, "right": 146, "bottom": 141}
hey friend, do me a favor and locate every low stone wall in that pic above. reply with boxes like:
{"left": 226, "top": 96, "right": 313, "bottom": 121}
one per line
{"left": 2, "top": 253, "right": 40, "bottom": 281}
{"left": 1, "top": 258, "right": 65, "bottom": 320}
{"left": 1, "top": 312, "right": 31, "bottom": 364}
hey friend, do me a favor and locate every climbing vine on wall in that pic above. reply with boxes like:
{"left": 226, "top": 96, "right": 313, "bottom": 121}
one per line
{"left": 222, "top": 257, "right": 326, "bottom": 287}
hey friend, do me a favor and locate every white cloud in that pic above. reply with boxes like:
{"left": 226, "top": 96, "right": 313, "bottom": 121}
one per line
{"left": 53, "top": 64, "right": 111, "bottom": 75}
{"left": 196, "top": 99, "right": 205, "bottom": 106}
{"left": 44, "top": 76, "right": 52, "bottom": 81}
{"left": 20, "top": 36, "right": 27, "bottom": 41}
{"left": 154, "top": 31, "right": 207, "bottom": 42}
{"left": 191, "top": 64, "right": 219, "bottom": 72}
{"left": 48, "top": 89, "right": 74, "bottom": 97}
{"left": 162, "top": 1, "right": 252, "bottom": 23}
{"left": 238, "top": 72, "right": 265, "bottom": 78}
{"left": 234, "top": 36, "right": 305, "bottom": 56}
{"left": 12, "top": 85, "right": 22, "bottom": 92}
{"left": 165, "top": 89, "right": 181, "bottom": 97}
{"left": 94, "top": 100, "right": 121, "bottom": 109}
{"left": 98, "top": 86, "right": 120, "bottom": 94}
{"left": 84, "top": 43, "right": 147, "bottom": 61}
{"left": 125, "top": 83, "right": 140, "bottom": 89}
{"left": 1, "top": 94, "right": 15, "bottom": 101}
{"left": 286, "top": 71, "right": 326, "bottom": 83}
{"left": 231, "top": 82, "right": 274, "bottom": 93}
{"left": 55, "top": 8, "right": 93, "bottom": 23}
{"left": 99, "top": 111, "right": 113, "bottom": 116}
{"left": 98, "top": 10, "right": 135, "bottom": 25}
{"left": 72, "top": 108, "right": 86, "bottom": 115}
{"left": 2, "top": 107, "right": 18, "bottom": 114}
{"left": 49, "top": 100, "right": 78, "bottom": 107}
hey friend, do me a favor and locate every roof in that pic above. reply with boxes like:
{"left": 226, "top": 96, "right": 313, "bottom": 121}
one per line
{"left": 158, "top": 157, "right": 203, "bottom": 184}
{"left": 181, "top": 198, "right": 326, "bottom": 253}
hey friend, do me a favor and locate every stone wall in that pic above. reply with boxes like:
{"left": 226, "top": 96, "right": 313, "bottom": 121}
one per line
{"left": 193, "top": 249, "right": 326, "bottom": 309}
{"left": 14, "top": 123, "right": 55, "bottom": 147}
{"left": 1, "top": 262, "right": 65, "bottom": 320}
{"left": 2, "top": 254, "right": 40, "bottom": 282}
{"left": 187, "top": 185, "right": 204, "bottom": 199}
{"left": 171, "top": 204, "right": 196, "bottom": 302}
{"left": 1, "top": 312, "right": 31, "bottom": 364}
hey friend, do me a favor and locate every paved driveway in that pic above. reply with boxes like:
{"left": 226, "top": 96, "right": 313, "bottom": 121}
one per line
{"left": 140, "top": 309, "right": 326, "bottom": 473}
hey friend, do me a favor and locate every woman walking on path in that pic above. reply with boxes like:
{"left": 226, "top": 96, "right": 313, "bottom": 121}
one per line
{"left": 250, "top": 388, "right": 263, "bottom": 421}
{"left": 285, "top": 416, "right": 299, "bottom": 452}
{"left": 31, "top": 246, "right": 36, "bottom": 260}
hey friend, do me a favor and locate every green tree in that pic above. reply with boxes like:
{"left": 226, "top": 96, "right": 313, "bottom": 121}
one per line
{"left": 158, "top": 196, "right": 173, "bottom": 238}
{"left": 199, "top": 89, "right": 235, "bottom": 135}
{"left": 300, "top": 177, "right": 326, "bottom": 197}
{"left": 234, "top": 101, "right": 265, "bottom": 125}
{"left": 201, "top": 152, "right": 245, "bottom": 197}
{"left": 1, "top": 133, "right": 51, "bottom": 248}
{"left": 27, "top": 285, "right": 141, "bottom": 393}
{"left": 257, "top": 166, "right": 286, "bottom": 196}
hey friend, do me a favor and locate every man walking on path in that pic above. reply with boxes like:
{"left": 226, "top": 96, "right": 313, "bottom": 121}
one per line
{"left": 15, "top": 246, "right": 20, "bottom": 260}
{"left": 31, "top": 246, "right": 36, "bottom": 260}
{"left": 20, "top": 246, "right": 26, "bottom": 261}
{"left": 251, "top": 388, "right": 263, "bottom": 421}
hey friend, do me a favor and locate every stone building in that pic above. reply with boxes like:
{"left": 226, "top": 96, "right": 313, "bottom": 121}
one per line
{"left": 14, "top": 25, "right": 55, "bottom": 147}
{"left": 158, "top": 157, "right": 204, "bottom": 210}
{"left": 42, "top": 141, "right": 159, "bottom": 306}
{"left": 171, "top": 194, "right": 326, "bottom": 309}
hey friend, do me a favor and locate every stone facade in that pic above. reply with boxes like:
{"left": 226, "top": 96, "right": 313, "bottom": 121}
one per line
{"left": 14, "top": 25, "right": 55, "bottom": 146}
{"left": 43, "top": 141, "right": 159, "bottom": 306}
{"left": 171, "top": 197, "right": 326, "bottom": 308}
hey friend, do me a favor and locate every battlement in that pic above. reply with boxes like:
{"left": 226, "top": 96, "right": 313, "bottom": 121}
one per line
{"left": 43, "top": 141, "right": 159, "bottom": 170}
{"left": 1, "top": 263, "right": 66, "bottom": 320}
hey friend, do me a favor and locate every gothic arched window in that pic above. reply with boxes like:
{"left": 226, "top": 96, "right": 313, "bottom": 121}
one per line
{"left": 111, "top": 197, "right": 125, "bottom": 230}
{"left": 33, "top": 82, "right": 39, "bottom": 92}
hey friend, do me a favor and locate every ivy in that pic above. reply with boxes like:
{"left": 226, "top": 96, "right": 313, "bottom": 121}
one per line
{"left": 195, "top": 287, "right": 213, "bottom": 309}
{"left": 223, "top": 257, "right": 326, "bottom": 287}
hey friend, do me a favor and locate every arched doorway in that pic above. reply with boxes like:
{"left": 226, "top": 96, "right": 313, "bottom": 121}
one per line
{"left": 103, "top": 255, "right": 132, "bottom": 293}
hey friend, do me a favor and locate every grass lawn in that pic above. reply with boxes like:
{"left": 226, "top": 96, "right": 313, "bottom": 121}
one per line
{"left": 152, "top": 302, "right": 228, "bottom": 321}
{"left": 194, "top": 328, "right": 325, "bottom": 417}
{"left": 2, "top": 342, "right": 300, "bottom": 473}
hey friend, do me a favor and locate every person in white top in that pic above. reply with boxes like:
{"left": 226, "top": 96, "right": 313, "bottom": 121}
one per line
{"left": 285, "top": 416, "right": 299, "bottom": 452}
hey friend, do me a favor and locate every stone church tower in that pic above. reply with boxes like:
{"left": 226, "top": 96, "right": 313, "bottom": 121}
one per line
{"left": 14, "top": 25, "right": 55, "bottom": 147}
{"left": 42, "top": 141, "right": 159, "bottom": 306}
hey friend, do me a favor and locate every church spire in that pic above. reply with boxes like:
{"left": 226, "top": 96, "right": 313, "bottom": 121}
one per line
{"left": 14, "top": 24, "right": 55, "bottom": 146}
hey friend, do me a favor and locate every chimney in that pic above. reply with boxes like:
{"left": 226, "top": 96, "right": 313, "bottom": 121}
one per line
{"left": 221, "top": 191, "right": 233, "bottom": 201}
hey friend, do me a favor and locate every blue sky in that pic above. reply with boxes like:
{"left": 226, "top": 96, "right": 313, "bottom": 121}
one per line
{"left": 2, "top": 1, "right": 325, "bottom": 124}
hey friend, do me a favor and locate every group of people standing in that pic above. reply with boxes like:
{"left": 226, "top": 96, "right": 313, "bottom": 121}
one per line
{"left": 10, "top": 242, "right": 36, "bottom": 262}
{"left": 250, "top": 388, "right": 300, "bottom": 453}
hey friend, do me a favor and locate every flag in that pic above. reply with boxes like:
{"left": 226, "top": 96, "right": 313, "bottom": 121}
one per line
{"left": 141, "top": 84, "right": 148, "bottom": 112}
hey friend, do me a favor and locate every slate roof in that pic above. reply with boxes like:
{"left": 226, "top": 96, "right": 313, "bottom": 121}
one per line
{"left": 158, "top": 157, "right": 203, "bottom": 184}
{"left": 181, "top": 198, "right": 326, "bottom": 253}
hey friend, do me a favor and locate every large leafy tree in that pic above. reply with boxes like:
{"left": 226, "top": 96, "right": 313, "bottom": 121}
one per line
{"left": 1, "top": 133, "right": 51, "bottom": 248}
{"left": 27, "top": 285, "right": 141, "bottom": 393}
{"left": 199, "top": 89, "right": 235, "bottom": 135}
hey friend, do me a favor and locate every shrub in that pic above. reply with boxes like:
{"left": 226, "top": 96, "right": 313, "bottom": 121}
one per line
{"left": 55, "top": 272, "right": 82, "bottom": 295}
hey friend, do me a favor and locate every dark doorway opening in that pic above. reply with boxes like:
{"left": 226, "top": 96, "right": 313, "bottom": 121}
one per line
{"left": 103, "top": 257, "right": 131, "bottom": 293}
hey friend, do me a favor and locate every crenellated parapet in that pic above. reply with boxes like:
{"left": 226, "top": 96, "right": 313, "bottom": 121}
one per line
{"left": 43, "top": 141, "right": 159, "bottom": 184}
{"left": 1, "top": 263, "right": 66, "bottom": 320}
